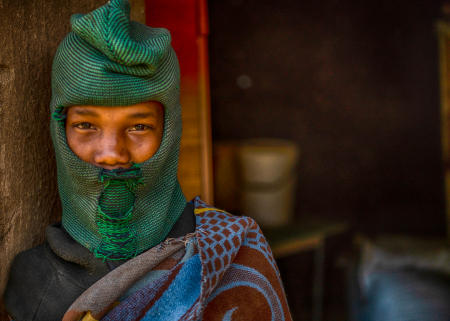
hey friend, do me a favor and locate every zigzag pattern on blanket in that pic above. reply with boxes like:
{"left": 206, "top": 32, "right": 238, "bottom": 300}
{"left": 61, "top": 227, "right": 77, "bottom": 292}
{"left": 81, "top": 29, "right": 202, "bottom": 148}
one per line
{"left": 102, "top": 197, "right": 292, "bottom": 320}
{"left": 195, "top": 198, "right": 291, "bottom": 320}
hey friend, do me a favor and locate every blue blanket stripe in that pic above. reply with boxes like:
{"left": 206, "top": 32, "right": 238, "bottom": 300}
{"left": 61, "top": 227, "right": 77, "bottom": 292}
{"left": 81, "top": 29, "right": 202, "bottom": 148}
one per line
{"left": 141, "top": 253, "right": 202, "bottom": 321}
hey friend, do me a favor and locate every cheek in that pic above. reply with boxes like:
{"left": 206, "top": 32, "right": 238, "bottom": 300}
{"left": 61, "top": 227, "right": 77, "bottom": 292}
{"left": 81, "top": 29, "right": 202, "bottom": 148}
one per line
{"left": 129, "top": 134, "right": 162, "bottom": 163}
{"left": 66, "top": 130, "right": 94, "bottom": 163}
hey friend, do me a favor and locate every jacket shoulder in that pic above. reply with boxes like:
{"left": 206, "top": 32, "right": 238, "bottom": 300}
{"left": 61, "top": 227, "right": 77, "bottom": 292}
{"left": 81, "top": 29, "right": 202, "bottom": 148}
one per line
{"left": 4, "top": 244, "right": 57, "bottom": 321}
{"left": 4, "top": 241, "right": 101, "bottom": 321}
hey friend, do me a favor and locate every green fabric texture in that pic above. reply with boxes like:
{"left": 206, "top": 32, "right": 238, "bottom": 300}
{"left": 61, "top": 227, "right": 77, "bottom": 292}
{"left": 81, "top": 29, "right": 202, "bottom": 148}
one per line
{"left": 50, "top": 0, "right": 186, "bottom": 260}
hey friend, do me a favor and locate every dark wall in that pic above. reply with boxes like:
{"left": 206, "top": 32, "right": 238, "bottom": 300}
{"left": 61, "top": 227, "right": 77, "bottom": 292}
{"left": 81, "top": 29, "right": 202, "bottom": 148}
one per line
{"left": 209, "top": 0, "right": 447, "bottom": 235}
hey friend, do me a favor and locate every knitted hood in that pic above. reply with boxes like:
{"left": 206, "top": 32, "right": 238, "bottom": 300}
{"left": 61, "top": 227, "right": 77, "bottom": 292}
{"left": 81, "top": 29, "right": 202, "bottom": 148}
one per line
{"left": 50, "top": 0, "right": 186, "bottom": 260}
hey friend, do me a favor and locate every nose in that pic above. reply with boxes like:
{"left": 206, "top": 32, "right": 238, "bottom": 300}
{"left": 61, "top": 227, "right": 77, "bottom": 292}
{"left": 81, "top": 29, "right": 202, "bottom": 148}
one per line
{"left": 93, "top": 131, "right": 131, "bottom": 169}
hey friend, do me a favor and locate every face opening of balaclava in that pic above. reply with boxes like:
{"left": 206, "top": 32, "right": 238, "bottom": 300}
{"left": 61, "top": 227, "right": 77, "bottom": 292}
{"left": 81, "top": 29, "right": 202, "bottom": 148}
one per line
{"left": 50, "top": 0, "right": 186, "bottom": 261}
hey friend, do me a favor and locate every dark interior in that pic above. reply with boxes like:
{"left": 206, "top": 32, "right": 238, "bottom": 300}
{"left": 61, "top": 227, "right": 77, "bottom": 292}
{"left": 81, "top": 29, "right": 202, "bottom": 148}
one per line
{"left": 209, "top": 1, "right": 449, "bottom": 319}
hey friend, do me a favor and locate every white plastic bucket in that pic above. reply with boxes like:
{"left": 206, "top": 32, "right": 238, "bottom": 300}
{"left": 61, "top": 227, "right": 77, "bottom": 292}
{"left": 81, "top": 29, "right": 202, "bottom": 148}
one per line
{"left": 238, "top": 139, "right": 299, "bottom": 227}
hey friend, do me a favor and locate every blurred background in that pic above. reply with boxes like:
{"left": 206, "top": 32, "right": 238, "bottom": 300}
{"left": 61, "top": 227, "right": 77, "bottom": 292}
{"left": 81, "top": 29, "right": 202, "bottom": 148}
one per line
{"left": 207, "top": 1, "right": 450, "bottom": 320}
{"left": 1, "top": 0, "right": 449, "bottom": 320}
{"left": 209, "top": 0, "right": 446, "bottom": 235}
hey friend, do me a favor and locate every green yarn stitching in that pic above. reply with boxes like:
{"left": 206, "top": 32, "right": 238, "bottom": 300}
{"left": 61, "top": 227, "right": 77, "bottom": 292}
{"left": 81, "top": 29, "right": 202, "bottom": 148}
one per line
{"left": 98, "top": 166, "right": 142, "bottom": 182}
{"left": 94, "top": 205, "right": 137, "bottom": 261}
{"left": 94, "top": 168, "right": 142, "bottom": 260}
{"left": 51, "top": 106, "right": 66, "bottom": 122}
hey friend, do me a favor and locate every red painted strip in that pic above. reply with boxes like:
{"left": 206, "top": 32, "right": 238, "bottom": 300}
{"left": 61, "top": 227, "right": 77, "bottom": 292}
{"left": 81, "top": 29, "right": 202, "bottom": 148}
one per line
{"left": 145, "top": 0, "right": 198, "bottom": 77}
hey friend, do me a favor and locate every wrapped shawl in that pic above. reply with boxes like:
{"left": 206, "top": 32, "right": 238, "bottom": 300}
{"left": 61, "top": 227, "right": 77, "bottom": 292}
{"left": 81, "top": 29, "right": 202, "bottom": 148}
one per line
{"left": 63, "top": 198, "right": 292, "bottom": 321}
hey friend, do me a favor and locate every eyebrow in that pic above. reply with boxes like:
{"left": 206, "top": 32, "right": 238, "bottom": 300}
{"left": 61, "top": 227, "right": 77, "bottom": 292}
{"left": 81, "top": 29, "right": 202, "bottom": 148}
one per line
{"left": 73, "top": 109, "right": 100, "bottom": 117}
{"left": 71, "top": 110, "right": 157, "bottom": 119}
{"left": 128, "top": 112, "right": 157, "bottom": 119}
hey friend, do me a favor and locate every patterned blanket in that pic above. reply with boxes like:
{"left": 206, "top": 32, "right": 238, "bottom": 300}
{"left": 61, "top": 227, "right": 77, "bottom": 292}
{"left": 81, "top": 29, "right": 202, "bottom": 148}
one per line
{"left": 64, "top": 197, "right": 292, "bottom": 320}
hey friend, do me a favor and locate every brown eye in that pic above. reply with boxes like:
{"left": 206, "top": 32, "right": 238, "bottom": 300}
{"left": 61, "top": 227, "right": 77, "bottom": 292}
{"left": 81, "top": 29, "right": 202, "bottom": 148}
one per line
{"left": 129, "top": 124, "right": 152, "bottom": 131}
{"left": 74, "top": 122, "right": 94, "bottom": 130}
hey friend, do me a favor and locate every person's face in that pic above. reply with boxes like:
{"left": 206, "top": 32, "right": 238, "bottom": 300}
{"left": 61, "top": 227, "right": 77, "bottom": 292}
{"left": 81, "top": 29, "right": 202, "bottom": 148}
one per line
{"left": 65, "top": 101, "right": 164, "bottom": 170}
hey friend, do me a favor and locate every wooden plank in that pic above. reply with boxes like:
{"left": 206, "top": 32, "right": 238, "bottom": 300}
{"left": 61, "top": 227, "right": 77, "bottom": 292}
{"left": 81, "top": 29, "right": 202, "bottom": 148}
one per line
{"left": 263, "top": 221, "right": 348, "bottom": 259}
{"left": 437, "top": 20, "right": 450, "bottom": 238}
{"left": 129, "top": 0, "right": 146, "bottom": 24}
{"left": 197, "top": 0, "right": 214, "bottom": 204}
{"left": 270, "top": 236, "right": 322, "bottom": 259}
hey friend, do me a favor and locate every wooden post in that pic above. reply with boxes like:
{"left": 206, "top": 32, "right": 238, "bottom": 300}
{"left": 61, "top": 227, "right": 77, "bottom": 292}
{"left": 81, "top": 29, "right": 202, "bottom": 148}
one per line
{"left": 0, "top": 1, "right": 108, "bottom": 317}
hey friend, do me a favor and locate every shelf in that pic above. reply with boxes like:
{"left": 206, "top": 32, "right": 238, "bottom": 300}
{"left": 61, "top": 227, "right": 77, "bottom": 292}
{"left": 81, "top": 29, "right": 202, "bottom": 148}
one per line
{"left": 263, "top": 220, "right": 348, "bottom": 259}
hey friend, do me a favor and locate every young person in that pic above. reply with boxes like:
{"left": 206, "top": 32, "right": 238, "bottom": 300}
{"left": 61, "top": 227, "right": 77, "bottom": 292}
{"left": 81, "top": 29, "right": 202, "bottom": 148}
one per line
{"left": 4, "top": 1, "right": 292, "bottom": 320}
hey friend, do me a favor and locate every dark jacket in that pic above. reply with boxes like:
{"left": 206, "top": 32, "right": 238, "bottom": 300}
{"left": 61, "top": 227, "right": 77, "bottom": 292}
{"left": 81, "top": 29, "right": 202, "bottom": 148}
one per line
{"left": 4, "top": 203, "right": 195, "bottom": 321}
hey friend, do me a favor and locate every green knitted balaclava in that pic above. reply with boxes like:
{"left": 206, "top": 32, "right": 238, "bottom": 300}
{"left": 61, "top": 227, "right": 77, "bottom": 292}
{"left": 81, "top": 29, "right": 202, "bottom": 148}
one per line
{"left": 50, "top": 0, "right": 186, "bottom": 260}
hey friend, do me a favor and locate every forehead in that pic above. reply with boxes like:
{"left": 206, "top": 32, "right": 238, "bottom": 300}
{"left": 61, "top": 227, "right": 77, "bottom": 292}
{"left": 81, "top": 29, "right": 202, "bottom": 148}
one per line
{"left": 66, "top": 101, "right": 164, "bottom": 119}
